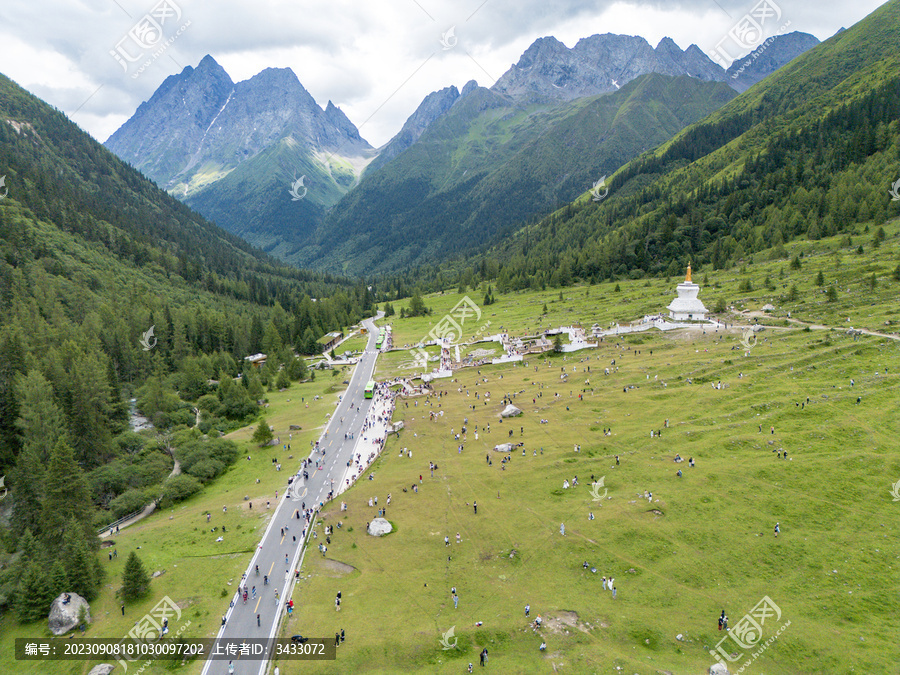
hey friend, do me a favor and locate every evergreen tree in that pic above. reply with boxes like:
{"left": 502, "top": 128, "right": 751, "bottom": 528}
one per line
{"left": 408, "top": 292, "right": 428, "bottom": 317}
{"left": 247, "top": 373, "right": 265, "bottom": 401}
{"left": 48, "top": 559, "right": 69, "bottom": 600}
{"left": 16, "top": 528, "right": 39, "bottom": 562}
{"left": 815, "top": 270, "right": 825, "bottom": 286}
{"left": 0, "top": 326, "right": 27, "bottom": 470}
{"left": 121, "top": 551, "right": 151, "bottom": 602}
{"left": 62, "top": 520, "right": 100, "bottom": 601}
{"left": 67, "top": 354, "right": 115, "bottom": 467}
{"left": 16, "top": 560, "right": 55, "bottom": 623}
{"left": 42, "top": 439, "right": 95, "bottom": 544}
{"left": 553, "top": 335, "right": 564, "bottom": 353}
{"left": 252, "top": 419, "right": 273, "bottom": 446}
{"left": 276, "top": 369, "right": 291, "bottom": 389}
{"left": 10, "top": 448, "right": 45, "bottom": 537}
{"left": 826, "top": 286, "right": 839, "bottom": 302}
{"left": 15, "top": 370, "right": 67, "bottom": 464}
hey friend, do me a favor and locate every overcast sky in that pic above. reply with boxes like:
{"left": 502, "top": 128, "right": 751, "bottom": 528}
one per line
{"left": 0, "top": 0, "right": 888, "bottom": 147}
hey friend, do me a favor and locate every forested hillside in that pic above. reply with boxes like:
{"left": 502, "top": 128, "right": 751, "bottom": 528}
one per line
{"left": 0, "top": 71, "right": 373, "bottom": 618}
{"left": 305, "top": 74, "right": 736, "bottom": 275}
{"left": 481, "top": 0, "right": 900, "bottom": 290}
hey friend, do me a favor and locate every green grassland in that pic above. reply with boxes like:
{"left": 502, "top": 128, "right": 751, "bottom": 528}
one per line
{"left": 384, "top": 222, "right": 900, "bottom": 350}
{"left": 274, "top": 225, "right": 900, "bottom": 674}
{"left": 280, "top": 325, "right": 899, "bottom": 674}
{"left": 4, "top": 224, "right": 898, "bottom": 675}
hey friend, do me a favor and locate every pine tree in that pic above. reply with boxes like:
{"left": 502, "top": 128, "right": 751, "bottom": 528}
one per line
{"left": 0, "top": 326, "right": 27, "bottom": 470}
{"left": 252, "top": 419, "right": 273, "bottom": 446}
{"left": 553, "top": 335, "right": 564, "bottom": 353}
{"left": 826, "top": 286, "right": 838, "bottom": 302}
{"left": 815, "top": 271, "right": 825, "bottom": 286}
{"left": 121, "top": 551, "right": 151, "bottom": 602}
{"left": 16, "top": 528, "right": 39, "bottom": 562}
{"left": 48, "top": 560, "right": 69, "bottom": 599}
{"left": 10, "top": 448, "right": 46, "bottom": 537}
{"left": 15, "top": 370, "right": 67, "bottom": 464}
{"left": 42, "top": 439, "right": 96, "bottom": 545}
{"left": 63, "top": 522, "right": 100, "bottom": 601}
{"left": 16, "top": 560, "right": 56, "bottom": 623}
{"left": 67, "top": 353, "right": 115, "bottom": 467}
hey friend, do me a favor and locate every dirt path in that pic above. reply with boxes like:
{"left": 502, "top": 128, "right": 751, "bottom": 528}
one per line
{"left": 736, "top": 310, "right": 899, "bottom": 341}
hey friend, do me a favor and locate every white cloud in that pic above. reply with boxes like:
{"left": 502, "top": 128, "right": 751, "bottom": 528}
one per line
{"left": 0, "top": 0, "right": 889, "bottom": 147}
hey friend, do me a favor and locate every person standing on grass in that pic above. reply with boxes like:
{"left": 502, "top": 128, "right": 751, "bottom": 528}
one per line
{"left": 774, "top": 522, "right": 780, "bottom": 537}
{"left": 480, "top": 647, "right": 488, "bottom": 666}
{"left": 525, "top": 604, "right": 530, "bottom": 617}
{"left": 473, "top": 501, "right": 477, "bottom": 514}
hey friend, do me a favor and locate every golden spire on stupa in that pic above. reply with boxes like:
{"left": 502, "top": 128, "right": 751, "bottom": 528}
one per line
{"left": 685, "top": 263, "right": 692, "bottom": 283}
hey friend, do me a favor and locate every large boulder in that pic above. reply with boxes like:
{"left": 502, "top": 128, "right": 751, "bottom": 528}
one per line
{"left": 500, "top": 404, "right": 522, "bottom": 418}
{"left": 48, "top": 593, "right": 91, "bottom": 635}
{"left": 88, "top": 666, "right": 115, "bottom": 675}
{"left": 367, "top": 518, "right": 392, "bottom": 537}
{"left": 709, "top": 664, "right": 730, "bottom": 675}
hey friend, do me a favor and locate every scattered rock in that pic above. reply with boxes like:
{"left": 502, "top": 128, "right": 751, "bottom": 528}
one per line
{"left": 49, "top": 593, "right": 91, "bottom": 636}
{"left": 289, "top": 425, "right": 302, "bottom": 430}
{"left": 676, "top": 633, "right": 684, "bottom": 641}
{"left": 709, "top": 663, "right": 730, "bottom": 674}
{"left": 152, "top": 570, "right": 165, "bottom": 578}
{"left": 88, "top": 665, "right": 115, "bottom": 675}
{"left": 367, "top": 518, "right": 392, "bottom": 537}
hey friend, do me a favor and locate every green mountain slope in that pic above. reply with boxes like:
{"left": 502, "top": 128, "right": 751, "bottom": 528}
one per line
{"left": 484, "top": 0, "right": 900, "bottom": 289}
{"left": 182, "top": 134, "right": 363, "bottom": 259}
{"left": 0, "top": 70, "right": 373, "bottom": 475}
{"left": 301, "top": 75, "right": 736, "bottom": 275}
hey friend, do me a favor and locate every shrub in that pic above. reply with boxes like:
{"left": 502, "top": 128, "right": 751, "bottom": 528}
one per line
{"left": 109, "top": 489, "right": 148, "bottom": 520}
{"left": 158, "top": 474, "right": 202, "bottom": 507}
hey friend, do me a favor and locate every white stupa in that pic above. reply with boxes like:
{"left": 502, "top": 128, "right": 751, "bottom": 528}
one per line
{"left": 666, "top": 264, "right": 708, "bottom": 321}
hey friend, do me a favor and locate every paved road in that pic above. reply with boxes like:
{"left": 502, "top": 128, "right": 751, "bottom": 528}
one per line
{"left": 201, "top": 315, "right": 382, "bottom": 675}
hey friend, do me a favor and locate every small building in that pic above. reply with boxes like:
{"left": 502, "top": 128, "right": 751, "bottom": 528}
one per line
{"left": 244, "top": 353, "right": 267, "bottom": 368}
{"left": 666, "top": 264, "right": 708, "bottom": 321}
{"left": 317, "top": 331, "right": 344, "bottom": 352}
